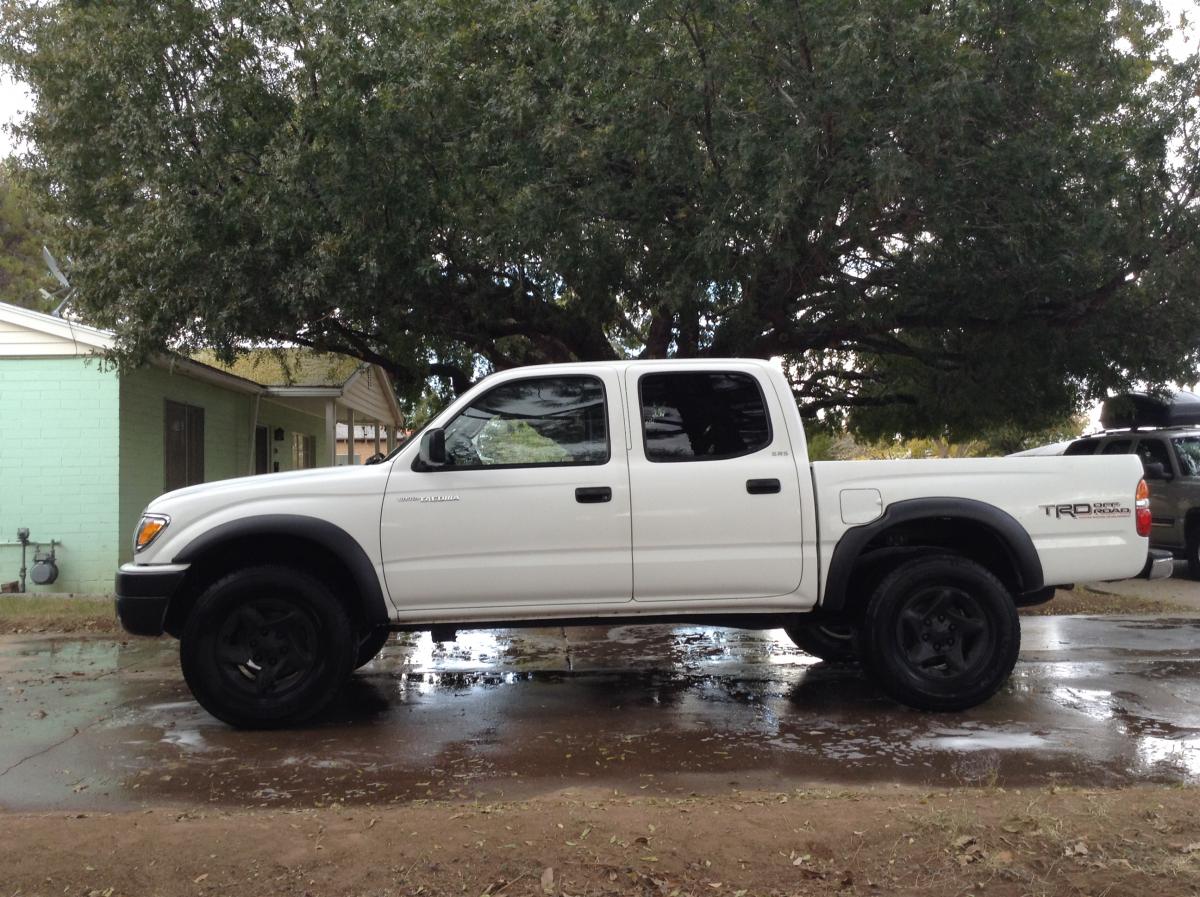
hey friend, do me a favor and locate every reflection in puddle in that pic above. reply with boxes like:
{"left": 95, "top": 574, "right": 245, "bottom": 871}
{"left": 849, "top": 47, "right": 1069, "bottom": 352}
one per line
{"left": 1135, "top": 734, "right": 1200, "bottom": 778}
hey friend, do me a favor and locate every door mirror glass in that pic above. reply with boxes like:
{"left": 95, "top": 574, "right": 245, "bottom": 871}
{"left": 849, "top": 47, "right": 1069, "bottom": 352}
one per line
{"left": 419, "top": 428, "right": 447, "bottom": 468}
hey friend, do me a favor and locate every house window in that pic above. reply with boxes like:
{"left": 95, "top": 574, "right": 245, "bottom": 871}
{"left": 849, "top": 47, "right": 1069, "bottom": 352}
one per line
{"left": 293, "top": 433, "right": 317, "bottom": 469}
{"left": 164, "top": 400, "right": 205, "bottom": 491}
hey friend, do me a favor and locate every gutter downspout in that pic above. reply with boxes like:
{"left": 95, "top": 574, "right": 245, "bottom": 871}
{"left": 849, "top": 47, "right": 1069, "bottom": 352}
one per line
{"left": 247, "top": 394, "right": 261, "bottom": 475}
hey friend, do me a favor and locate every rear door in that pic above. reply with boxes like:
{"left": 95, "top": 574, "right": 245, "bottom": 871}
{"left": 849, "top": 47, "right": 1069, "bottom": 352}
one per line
{"left": 1134, "top": 436, "right": 1184, "bottom": 547}
{"left": 624, "top": 364, "right": 805, "bottom": 602}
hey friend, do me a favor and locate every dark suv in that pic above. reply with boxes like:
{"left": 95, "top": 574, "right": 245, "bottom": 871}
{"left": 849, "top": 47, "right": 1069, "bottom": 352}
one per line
{"left": 1064, "top": 428, "right": 1200, "bottom": 577}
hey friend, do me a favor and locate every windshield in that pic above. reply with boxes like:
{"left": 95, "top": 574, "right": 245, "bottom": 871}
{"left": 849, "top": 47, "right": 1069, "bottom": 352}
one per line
{"left": 1172, "top": 435, "right": 1200, "bottom": 477}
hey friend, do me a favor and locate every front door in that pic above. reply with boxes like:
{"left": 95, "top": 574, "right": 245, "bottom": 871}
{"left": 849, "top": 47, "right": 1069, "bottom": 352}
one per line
{"left": 625, "top": 364, "right": 805, "bottom": 602}
{"left": 381, "top": 370, "right": 633, "bottom": 611}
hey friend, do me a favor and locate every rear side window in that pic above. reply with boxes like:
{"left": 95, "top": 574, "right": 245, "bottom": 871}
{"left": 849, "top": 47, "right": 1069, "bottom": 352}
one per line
{"left": 1101, "top": 439, "right": 1133, "bottom": 455}
{"left": 639, "top": 371, "right": 771, "bottom": 462}
{"left": 1136, "top": 439, "right": 1172, "bottom": 473}
{"left": 1063, "top": 438, "right": 1100, "bottom": 456}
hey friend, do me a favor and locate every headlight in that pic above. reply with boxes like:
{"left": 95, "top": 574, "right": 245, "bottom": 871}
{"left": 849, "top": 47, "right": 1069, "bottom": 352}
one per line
{"left": 134, "top": 514, "right": 170, "bottom": 552}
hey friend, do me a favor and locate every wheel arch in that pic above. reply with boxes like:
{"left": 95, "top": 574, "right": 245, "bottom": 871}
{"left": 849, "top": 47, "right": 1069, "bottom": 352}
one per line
{"left": 821, "top": 498, "right": 1044, "bottom": 615}
{"left": 164, "top": 515, "right": 389, "bottom": 637}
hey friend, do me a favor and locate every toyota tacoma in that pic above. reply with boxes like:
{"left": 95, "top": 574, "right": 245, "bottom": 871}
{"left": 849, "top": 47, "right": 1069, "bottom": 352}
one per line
{"left": 115, "top": 359, "right": 1168, "bottom": 727}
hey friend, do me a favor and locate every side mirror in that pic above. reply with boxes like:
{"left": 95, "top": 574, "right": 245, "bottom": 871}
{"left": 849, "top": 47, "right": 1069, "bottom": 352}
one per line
{"left": 1143, "top": 460, "right": 1171, "bottom": 481}
{"left": 418, "top": 428, "right": 447, "bottom": 468}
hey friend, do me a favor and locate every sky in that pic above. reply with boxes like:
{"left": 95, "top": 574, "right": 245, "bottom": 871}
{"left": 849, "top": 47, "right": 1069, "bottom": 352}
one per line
{"left": 0, "top": 1, "right": 1196, "bottom": 157}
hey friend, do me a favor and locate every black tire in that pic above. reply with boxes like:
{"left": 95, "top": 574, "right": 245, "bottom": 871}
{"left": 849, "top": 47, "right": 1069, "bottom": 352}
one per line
{"left": 1187, "top": 528, "right": 1200, "bottom": 580}
{"left": 858, "top": 555, "right": 1020, "bottom": 712}
{"left": 180, "top": 565, "right": 356, "bottom": 729}
{"left": 355, "top": 627, "right": 391, "bottom": 669}
{"left": 784, "top": 621, "right": 859, "bottom": 663}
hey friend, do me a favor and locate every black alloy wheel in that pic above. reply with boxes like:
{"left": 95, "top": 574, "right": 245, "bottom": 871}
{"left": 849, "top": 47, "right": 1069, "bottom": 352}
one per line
{"left": 894, "top": 586, "right": 992, "bottom": 680}
{"left": 215, "top": 597, "right": 323, "bottom": 700}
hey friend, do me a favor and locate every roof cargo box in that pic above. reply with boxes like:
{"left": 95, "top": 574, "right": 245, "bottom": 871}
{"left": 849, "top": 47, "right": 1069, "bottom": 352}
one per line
{"left": 1100, "top": 390, "right": 1200, "bottom": 430}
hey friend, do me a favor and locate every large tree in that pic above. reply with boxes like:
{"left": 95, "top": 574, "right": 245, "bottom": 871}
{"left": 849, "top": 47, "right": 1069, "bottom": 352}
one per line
{"left": 2, "top": 0, "right": 1198, "bottom": 434}
{"left": 0, "top": 165, "right": 59, "bottom": 311}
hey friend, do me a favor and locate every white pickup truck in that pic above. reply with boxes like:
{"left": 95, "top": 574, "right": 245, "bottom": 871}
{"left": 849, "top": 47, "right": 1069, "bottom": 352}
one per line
{"left": 115, "top": 359, "right": 1168, "bottom": 727}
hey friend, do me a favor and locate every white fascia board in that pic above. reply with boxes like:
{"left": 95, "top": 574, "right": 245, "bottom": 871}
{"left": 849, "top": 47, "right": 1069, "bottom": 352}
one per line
{"left": 0, "top": 300, "right": 116, "bottom": 351}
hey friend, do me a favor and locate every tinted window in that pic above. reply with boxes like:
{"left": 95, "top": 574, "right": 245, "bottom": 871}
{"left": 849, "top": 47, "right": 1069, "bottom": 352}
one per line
{"left": 442, "top": 376, "right": 608, "bottom": 468}
{"left": 1101, "top": 439, "right": 1133, "bottom": 455}
{"left": 1063, "top": 438, "right": 1100, "bottom": 456}
{"left": 639, "top": 372, "right": 770, "bottom": 462}
{"left": 1173, "top": 436, "right": 1200, "bottom": 477}
{"left": 1136, "top": 439, "right": 1172, "bottom": 473}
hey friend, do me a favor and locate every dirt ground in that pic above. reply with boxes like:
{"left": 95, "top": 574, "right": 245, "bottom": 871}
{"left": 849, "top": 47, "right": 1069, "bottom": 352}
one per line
{"left": 2, "top": 786, "right": 1198, "bottom": 896}
{"left": 0, "top": 595, "right": 117, "bottom": 635}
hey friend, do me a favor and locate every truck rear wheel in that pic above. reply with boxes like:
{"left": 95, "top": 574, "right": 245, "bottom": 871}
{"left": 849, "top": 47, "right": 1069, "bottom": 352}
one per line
{"left": 180, "top": 566, "right": 355, "bottom": 728}
{"left": 784, "top": 621, "right": 859, "bottom": 663}
{"left": 858, "top": 555, "right": 1020, "bottom": 712}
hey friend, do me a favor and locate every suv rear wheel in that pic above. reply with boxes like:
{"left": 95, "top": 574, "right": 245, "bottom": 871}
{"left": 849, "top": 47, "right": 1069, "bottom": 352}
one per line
{"left": 858, "top": 555, "right": 1020, "bottom": 711}
{"left": 180, "top": 565, "right": 355, "bottom": 728}
{"left": 1186, "top": 527, "right": 1200, "bottom": 580}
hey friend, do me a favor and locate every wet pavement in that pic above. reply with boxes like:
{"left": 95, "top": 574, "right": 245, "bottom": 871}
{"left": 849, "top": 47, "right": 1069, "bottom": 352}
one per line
{"left": 1, "top": 616, "right": 1199, "bottom": 811}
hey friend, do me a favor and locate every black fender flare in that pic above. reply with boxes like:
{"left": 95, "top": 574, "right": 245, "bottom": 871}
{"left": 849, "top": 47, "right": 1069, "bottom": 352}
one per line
{"left": 172, "top": 514, "right": 389, "bottom": 626}
{"left": 821, "top": 498, "right": 1044, "bottom": 613}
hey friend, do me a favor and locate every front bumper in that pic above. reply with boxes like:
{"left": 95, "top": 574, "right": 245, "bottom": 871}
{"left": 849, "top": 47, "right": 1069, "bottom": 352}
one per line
{"left": 1140, "top": 549, "right": 1174, "bottom": 581}
{"left": 114, "top": 563, "right": 189, "bottom": 636}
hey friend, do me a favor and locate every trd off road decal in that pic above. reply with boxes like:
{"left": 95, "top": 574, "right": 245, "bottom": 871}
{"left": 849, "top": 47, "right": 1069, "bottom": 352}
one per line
{"left": 1039, "top": 502, "right": 1131, "bottom": 520}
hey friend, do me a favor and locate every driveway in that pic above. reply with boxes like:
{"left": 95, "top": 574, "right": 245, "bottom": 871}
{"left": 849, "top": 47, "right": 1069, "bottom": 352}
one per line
{"left": 1, "top": 616, "right": 1199, "bottom": 811}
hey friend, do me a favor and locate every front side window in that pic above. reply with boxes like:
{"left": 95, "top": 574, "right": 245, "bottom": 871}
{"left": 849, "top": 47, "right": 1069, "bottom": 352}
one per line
{"left": 1173, "top": 435, "right": 1200, "bottom": 477}
{"left": 639, "top": 371, "right": 771, "bottom": 462}
{"left": 441, "top": 376, "right": 609, "bottom": 468}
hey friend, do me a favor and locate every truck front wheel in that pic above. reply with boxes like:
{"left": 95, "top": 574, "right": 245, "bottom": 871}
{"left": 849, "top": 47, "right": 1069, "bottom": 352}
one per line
{"left": 858, "top": 555, "right": 1020, "bottom": 712}
{"left": 355, "top": 627, "right": 391, "bottom": 669}
{"left": 180, "top": 566, "right": 356, "bottom": 728}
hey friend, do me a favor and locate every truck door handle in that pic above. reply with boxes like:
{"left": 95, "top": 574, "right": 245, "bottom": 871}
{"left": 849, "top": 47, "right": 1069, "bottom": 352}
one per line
{"left": 746, "top": 478, "right": 781, "bottom": 495}
{"left": 575, "top": 486, "right": 612, "bottom": 503}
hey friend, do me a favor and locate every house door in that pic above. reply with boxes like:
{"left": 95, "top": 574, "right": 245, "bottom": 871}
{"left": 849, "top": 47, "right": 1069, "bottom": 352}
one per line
{"left": 255, "top": 426, "right": 269, "bottom": 474}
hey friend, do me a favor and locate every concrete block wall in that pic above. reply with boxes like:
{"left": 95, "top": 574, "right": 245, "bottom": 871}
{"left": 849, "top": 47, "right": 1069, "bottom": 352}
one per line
{"left": 0, "top": 358, "right": 121, "bottom": 593}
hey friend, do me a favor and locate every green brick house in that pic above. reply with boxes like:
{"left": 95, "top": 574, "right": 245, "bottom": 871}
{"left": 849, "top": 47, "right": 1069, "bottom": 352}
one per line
{"left": 0, "top": 301, "right": 403, "bottom": 594}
